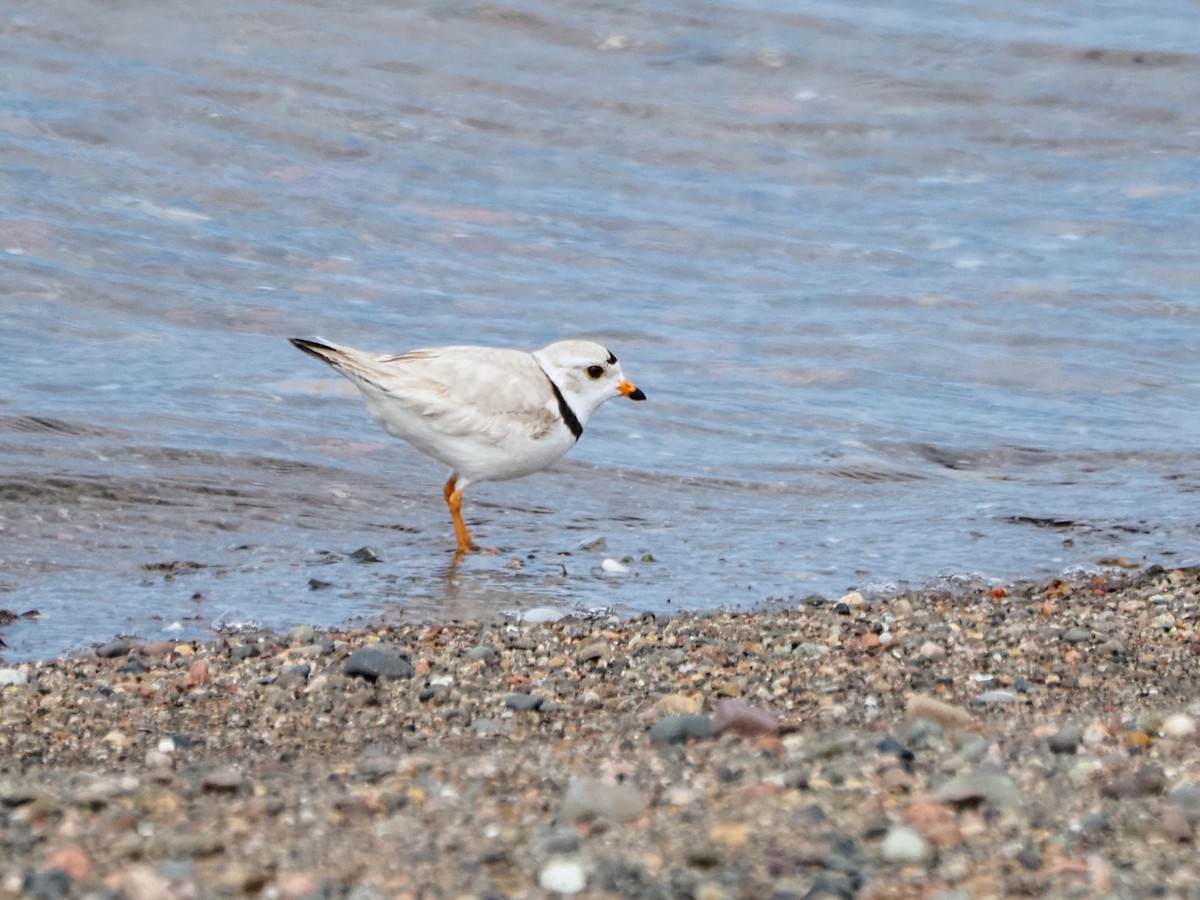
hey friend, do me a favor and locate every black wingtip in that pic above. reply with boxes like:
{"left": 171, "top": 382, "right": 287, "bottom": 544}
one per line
{"left": 289, "top": 337, "right": 334, "bottom": 359}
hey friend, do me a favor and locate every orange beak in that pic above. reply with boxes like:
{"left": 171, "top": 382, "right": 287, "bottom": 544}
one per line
{"left": 617, "top": 380, "right": 646, "bottom": 401}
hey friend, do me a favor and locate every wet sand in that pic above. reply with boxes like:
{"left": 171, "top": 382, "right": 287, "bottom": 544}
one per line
{"left": 3, "top": 564, "right": 1200, "bottom": 898}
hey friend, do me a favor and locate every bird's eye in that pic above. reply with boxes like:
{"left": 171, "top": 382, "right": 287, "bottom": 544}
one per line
{"left": 586, "top": 365, "right": 604, "bottom": 380}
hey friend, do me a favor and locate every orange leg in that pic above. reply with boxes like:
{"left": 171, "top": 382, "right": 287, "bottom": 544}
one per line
{"left": 443, "top": 475, "right": 475, "bottom": 554}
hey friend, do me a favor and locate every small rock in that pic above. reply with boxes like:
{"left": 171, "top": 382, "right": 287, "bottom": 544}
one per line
{"left": 343, "top": 646, "right": 414, "bottom": 682}
{"left": 201, "top": 767, "right": 247, "bottom": 794}
{"left": 116, "top": 866, "right": 173, "bottom": 900}
{"left": 520, "top": 607, "right": 565, "bottom": 624}
{"left": 465, "top": 645, "right": 498, "bottom": 662}
{"left": 684, "top": 843, "right": 721, "bottom": 868}
{"left": 96, "top": 639, "right": 135, "bottom": 659}
{"left": 44, "top": 844, "right": 90, "bottom": 880}
{"left": 1102, "top": 765, "right": 1167, "bottom": 800}
{"left": 880, "top": 766, "right": 914, "bottom": 794}
{"left": 1062, "top": 628, "right": 1092, "bottom": 644}
{"left": 1162, "top": 713, "right": 1197, "bottom": 738}
{"left": 654, "top": 693, "right": 704, "bottom": 716}
{"left": 21, "top": 870, "right": 73, "bottom": 900}
{"left": 1166, "top": 781, "right": 1200, "bottom": 815}
{"left": 794, "top": 642, "right": 829, "bottom": 659}
{"left": 575, "top": 641, "right": 608, "bottom": 663}
{"left": 538, "top": 827, "right": 582, "bottom": 856}
{"left": 349, "top": 546, "right": 383, "bottom": 563}
{"left": 711, "top": 699, "right": 779, "bottom": 738}
{"left": 650, "top": 714, "right": 713, "bottom": 745}
{"left": 0, "top": 668, "right": 28, "bottom": 686}
{"left": 579, "top": 536, "right": 607, "bottom": 551}
{"left": 1160, "top": 803, "right": 1193, "bottom": 841}
{"left": 974, "top": 690, "right": 1018, "bottom": 705}
{"left": 144, "top": 750, "right": 173, "bottom": 770}
{"left": 559, "top": 777, "right": 646, "bottom": 825}
{"left": 905, "top": 717, "right": 945, "bottom": 750}
{"left": 1076, "top": 810, "right": 1110, "bottom": 835}
{"left": 276, "top": 664, "right": 311, "bottom": 690}
{"left": 903, "top": 800, "right": 962, "bottom": 847}
{"left": 918, "top": 641, "right": 945, "bottom": 661}
{"left": 539, "top": 856, "right": 588, "bottom": 893}
{"left": 100, "top": 729, "right": 129, "bottom": 750}
{"left": 356, "top": 752, "right": 398, "bottom": 778}
{"left": 601, "top": 558, "right": 630, "bottom": 574}
{"left": 183, "top": 659, "right": 210, "bottom": 689}
{"left": 1049, "top": 725, "right": 1084, "bottom": 754}
{"left": 906, "top": 694, "right": 972, "bottom": 729}
{"left": 876, "top": 735, "right": 915, "bottom": 765}
{"left": 932, "top": 769, "right": 1021, "bottom": 809}
{"left": 505, "top": 692, "right": 544, "bottom": 712}
{"left": 800, "top": 872, "right": 856, "bottom": 899}
{"left": 287, "top": 624, "right": 317, "bottom": 643}
{"left": 880, "top": 825, "right": 929, "bottom": 863}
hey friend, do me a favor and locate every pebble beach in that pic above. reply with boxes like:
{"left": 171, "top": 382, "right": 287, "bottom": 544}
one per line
{"left": 3, "top": 564, "right": 1200, "bottom": 899}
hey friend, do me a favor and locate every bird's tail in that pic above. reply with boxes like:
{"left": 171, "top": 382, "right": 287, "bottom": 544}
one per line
{"left": 289, "top": 336, "right": 347, "bottom": 367}
{"left": 289, "top": 336, "right": 392, "bottom": 393}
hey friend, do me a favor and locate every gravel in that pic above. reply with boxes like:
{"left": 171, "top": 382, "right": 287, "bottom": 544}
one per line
{"left": 3, "top": 565, "right": 1200, "bottom": 897}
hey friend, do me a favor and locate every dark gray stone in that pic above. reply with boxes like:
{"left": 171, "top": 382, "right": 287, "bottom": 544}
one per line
{"left": 649, "top": 714, "right": 713, "bottom": 745}
{"left": 1048, "top": 724, "right": 1083, "bottom": 754}
{"left": 344, "top": 646, "right": 414, "bottom": 682}
{"left": 22, "top": 870, "right": 73, "bottom": 900}
{"left": 275, "top": 664, "right": 311, "bottom": 690}
{"left": 505, "top": 692, "right": 544, "bottom": 712}
{"left": 95, "top": 639, "right": 135, "bottom": 659}
{"left": 350, "top": 546, "right": 383, "bottom": 563}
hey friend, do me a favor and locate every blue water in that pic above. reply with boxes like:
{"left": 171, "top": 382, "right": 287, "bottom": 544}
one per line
{"left": 2, "top": 0, "right": 1198, "bottom": 660}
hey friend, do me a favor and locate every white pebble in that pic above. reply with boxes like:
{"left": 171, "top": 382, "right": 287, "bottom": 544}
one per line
{"left": 0, "top": 669, "right": 28, "bottom": 687}
{"left": 919, "top": 641, "right": 946, "bottom": 661}
{"left": 881, "top": 825, "right": 928, "bottom": 863}
{"left": 975, "top": 690, "right": 1018, "bottom": 705}
{"left": 838, "top": 590, "right": 866, "bottom": 608}
{"left": 601, "top": 558, "right": 630, "bottom": 574}
{"left": 1162, "top": 713, "right": 1197, "bottom": 738}
{"left": 144, "top": 750, "right": 173, "bottom": 769}
{"left": 520, "top": 607, "right": 565, "bottom": 624}
{"left": 538, "top": 856, "right": 587, "bottom": 893}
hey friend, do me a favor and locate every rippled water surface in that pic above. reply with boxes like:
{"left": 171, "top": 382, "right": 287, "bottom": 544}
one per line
{"left": 3, "top": 0, "right": 1198, "bottom": 659}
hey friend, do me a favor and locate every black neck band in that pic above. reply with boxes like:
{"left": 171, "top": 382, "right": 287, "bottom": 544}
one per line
{"left": 549, "top": 380, "right": 583, "bottom": 441}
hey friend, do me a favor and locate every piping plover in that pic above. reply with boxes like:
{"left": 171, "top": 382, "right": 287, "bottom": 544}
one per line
{"left": 289, "top": 337, "right": 646, "bottom": 553}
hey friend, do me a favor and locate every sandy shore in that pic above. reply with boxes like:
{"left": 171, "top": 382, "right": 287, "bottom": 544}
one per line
{"left": 3, "top": 564, "right": 1200, "bottom": 899}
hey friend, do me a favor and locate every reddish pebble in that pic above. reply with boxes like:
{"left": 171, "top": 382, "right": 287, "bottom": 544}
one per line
{"left": 712, "top": 699, "right": 780, "bottom": 738}
{"left": 903, "top": 800, "right": 963, "bottom": 847}
{"left": 45, "top": 844, "right": 90, "bottom": 879}
{"left": 184, "top": 659, "right": 210, "bottom": 689}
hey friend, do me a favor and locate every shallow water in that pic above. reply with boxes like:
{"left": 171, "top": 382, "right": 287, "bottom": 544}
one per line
{"left": 2, "top": 0, "right": 1198, "bottom": 660}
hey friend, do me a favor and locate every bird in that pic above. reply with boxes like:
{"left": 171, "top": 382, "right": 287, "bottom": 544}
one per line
{"left": 289, "top": 336, "right": 646, "bottom": 554}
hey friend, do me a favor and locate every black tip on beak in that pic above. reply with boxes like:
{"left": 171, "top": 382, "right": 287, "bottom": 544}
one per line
{"left": 628, "top": 387, "right": 646, "bottom": 401}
